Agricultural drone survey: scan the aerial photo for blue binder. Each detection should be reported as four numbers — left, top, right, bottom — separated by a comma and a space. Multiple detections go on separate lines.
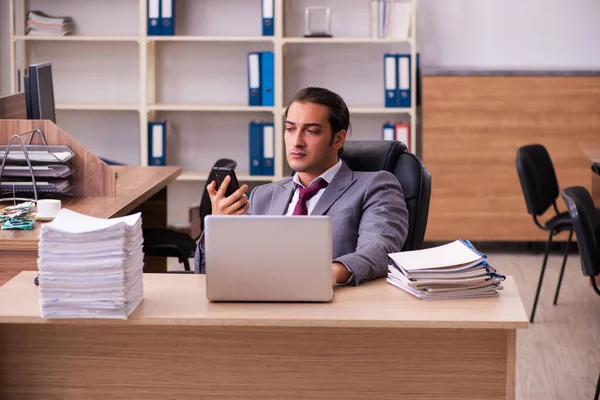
382, 122, 395, 141
262, 122, 275, 175
384, 54, 398, 107
148, 121, 166, 166
260, 51, 274, 107
262, 0, 274, 36
147, 0, 161, 35
397, 54, 411, 107
249, 122, 263, 175
160, 0, 174, 35
248, 53, 262, 106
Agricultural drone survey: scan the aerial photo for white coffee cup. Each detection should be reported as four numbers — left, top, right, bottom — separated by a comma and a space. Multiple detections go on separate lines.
36, 199, 61, 221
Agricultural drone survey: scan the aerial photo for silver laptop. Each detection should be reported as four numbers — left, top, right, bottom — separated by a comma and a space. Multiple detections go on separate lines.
205, 215, 334, 302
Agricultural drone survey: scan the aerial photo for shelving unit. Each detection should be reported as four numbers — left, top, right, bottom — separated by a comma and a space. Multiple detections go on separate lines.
9, 0, 418, 226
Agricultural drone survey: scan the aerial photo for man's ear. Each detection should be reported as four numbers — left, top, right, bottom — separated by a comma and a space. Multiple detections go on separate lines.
334, 129, 346, 150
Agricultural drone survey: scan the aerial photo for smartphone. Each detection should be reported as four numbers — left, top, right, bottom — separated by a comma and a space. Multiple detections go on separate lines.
211, 167, 241, 197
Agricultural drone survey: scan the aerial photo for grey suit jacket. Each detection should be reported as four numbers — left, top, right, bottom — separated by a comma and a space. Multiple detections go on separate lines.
195, 162, 409, 285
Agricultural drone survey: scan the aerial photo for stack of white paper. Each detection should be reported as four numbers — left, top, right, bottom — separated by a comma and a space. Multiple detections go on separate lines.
27, 11, 74, 36
37, 209, 144, 319
387, 240, 505, 300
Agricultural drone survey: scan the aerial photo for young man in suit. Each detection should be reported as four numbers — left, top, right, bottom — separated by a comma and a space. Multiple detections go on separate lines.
195, 87, 409, 286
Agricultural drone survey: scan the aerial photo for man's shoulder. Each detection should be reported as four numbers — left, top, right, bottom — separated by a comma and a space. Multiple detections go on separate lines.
251, 177, 293, 197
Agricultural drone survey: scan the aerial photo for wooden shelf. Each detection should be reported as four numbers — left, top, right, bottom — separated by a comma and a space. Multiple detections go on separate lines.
149, 104, 275, 113
14, 35, 139, 42
177, 171, 277, 182
56, 103, 140, 111
282, 37, 412, 44
147, 35, 273, 43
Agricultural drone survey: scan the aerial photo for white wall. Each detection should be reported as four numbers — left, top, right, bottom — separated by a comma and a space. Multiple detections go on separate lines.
417, 0, 600, 70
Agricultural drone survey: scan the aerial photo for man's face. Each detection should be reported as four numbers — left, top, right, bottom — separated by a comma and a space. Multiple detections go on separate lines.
284, 101, 345, 176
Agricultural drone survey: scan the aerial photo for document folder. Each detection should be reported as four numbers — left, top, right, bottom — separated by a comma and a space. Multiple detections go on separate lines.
384, 54, 398, 107
160, 0, 174, 35
262, 122, 275, 175
382, 122, 395, 141
248, 53, 262, 106
148, 121, 166, 166
262, 0, 274, 36
249, 122, 263, 175
260, 51, 275, 107
147, 0, 161, 35
395, 122, 410, 151
397, 54, 411, 107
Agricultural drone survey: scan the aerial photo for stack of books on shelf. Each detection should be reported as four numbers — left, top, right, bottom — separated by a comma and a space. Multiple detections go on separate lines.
37, 209, 144, 319
387, 239, 506, 300
26, 11, 74, 37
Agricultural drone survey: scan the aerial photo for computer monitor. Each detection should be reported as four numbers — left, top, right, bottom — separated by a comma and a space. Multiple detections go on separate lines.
27, 62, 56, 123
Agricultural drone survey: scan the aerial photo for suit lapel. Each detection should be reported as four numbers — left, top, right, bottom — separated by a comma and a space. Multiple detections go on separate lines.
270, 179, 295, 215
311, 162, 357, 216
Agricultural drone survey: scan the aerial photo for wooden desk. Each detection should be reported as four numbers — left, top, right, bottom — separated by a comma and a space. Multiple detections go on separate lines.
0, 272, 529, 400
580, 145, 600, 205
0, 166, 181, 285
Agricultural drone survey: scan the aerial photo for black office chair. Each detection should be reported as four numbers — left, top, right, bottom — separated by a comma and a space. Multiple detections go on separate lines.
560, 186, 600, 400
142, 158, 237, 271
340, 140, 431, 251
516, 144, 577, 323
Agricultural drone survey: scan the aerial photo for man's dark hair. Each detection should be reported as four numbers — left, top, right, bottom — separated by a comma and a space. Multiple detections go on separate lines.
284, 87, 350, 155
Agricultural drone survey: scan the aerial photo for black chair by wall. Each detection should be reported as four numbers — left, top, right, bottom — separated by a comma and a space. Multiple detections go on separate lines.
516, 144, 576, 323
142, 158, 237, 271
560, 186, 600, 400
340, 140, 431, 251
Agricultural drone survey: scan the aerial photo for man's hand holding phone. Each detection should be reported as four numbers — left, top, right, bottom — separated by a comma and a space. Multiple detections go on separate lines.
207, 174, 250, 215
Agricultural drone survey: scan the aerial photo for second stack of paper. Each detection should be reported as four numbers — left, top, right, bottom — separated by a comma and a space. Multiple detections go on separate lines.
387, 240, 505, 300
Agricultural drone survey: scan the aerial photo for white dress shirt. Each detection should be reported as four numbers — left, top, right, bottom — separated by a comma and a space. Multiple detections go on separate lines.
285, 159, 343, 216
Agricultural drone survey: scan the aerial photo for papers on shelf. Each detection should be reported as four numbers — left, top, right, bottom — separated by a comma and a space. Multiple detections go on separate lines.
27, 11, 74, 36
387, 239, 506, 300
37, 209, 145, 319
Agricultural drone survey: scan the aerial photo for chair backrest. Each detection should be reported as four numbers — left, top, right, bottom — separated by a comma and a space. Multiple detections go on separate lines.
198, 158, 237, 235
561, 186, 600, 278
340, 140, 431, 251
516, 144, 560, 216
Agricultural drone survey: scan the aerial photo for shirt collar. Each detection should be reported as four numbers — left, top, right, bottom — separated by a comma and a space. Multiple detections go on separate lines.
293, 159, 343, 189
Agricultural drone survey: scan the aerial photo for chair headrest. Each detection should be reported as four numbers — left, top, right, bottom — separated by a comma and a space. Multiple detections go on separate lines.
341, 141, 407, 172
